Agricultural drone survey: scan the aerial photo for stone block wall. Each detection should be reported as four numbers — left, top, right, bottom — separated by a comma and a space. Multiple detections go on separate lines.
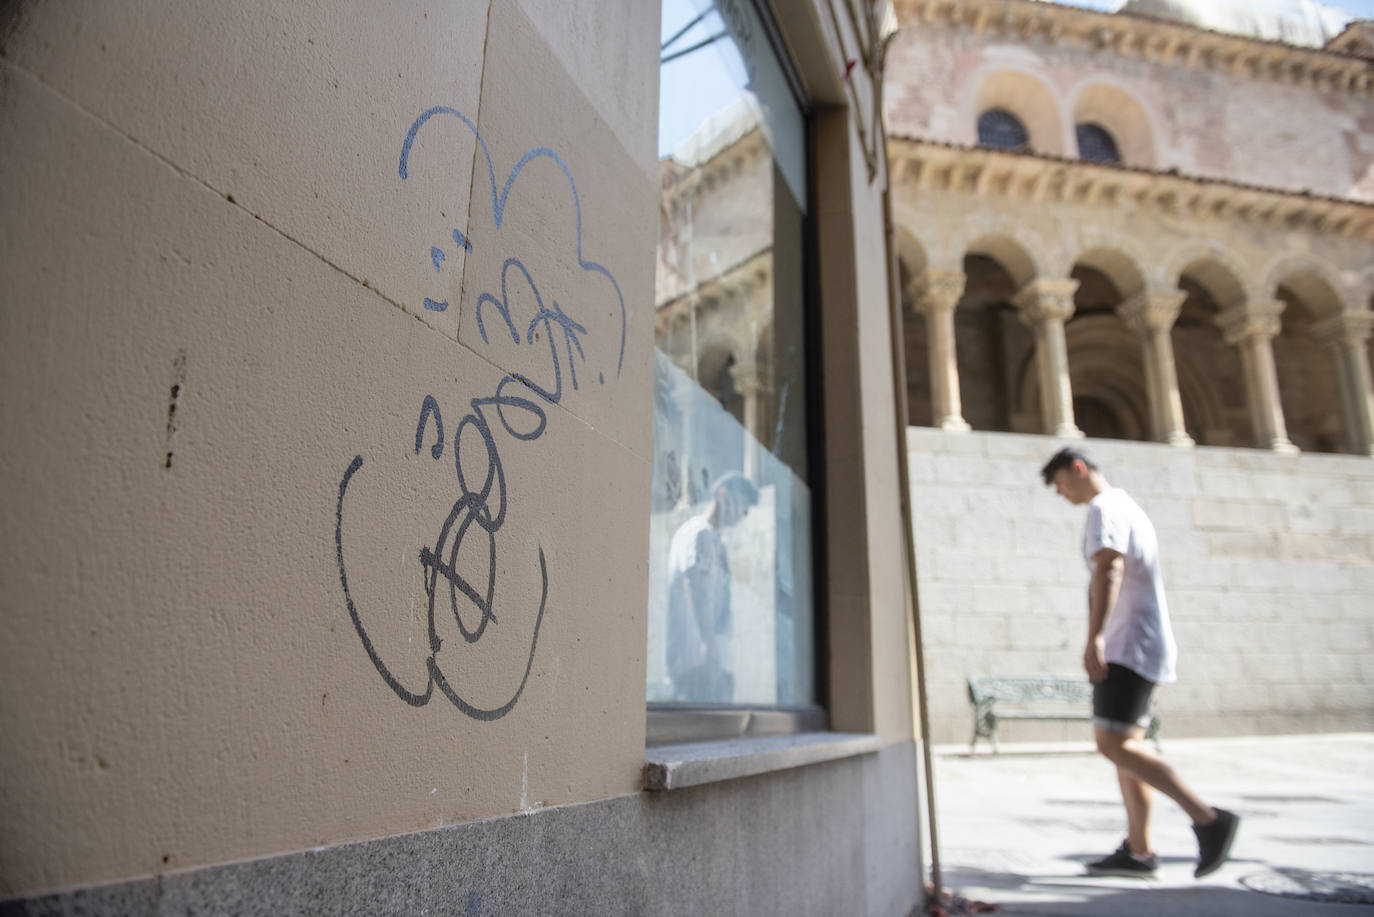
908, 427, 1374, 746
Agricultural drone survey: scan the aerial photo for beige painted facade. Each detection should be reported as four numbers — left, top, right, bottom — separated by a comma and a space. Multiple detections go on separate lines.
1, 0, 920, 908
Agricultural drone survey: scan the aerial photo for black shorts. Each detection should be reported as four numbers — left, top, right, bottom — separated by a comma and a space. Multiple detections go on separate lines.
1092, 663, 1155, 733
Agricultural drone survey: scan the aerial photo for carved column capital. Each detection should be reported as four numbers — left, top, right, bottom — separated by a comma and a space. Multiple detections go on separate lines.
1311, 311, 1374, 348
1216, 300, 1284, 345
910, 268, 967, 316
1013, 278, 1080, 324
728, 359, 766, 397
1118, 290, 1187, 334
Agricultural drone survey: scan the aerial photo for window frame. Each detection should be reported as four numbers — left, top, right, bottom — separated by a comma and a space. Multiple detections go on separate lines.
646, 0, 827, 746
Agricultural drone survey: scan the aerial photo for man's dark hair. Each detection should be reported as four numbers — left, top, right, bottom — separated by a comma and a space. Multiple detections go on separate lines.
711, 471, 759, 506
1040, 447, 1097, 486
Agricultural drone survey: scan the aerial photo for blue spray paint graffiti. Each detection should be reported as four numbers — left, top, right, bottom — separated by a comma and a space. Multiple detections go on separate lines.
333, 107, 624, 718
398, 104, 626, 376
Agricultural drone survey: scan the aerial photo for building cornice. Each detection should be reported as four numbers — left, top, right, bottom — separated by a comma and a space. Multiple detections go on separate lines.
659, 126, 770, 209
888, 135, 1374, 241
655, 245, 774, 319
1326, 21, 1374, 61
894, 0, 1374, 96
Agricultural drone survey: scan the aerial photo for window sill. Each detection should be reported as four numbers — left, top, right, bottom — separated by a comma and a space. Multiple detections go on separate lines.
643, 731, 882, 791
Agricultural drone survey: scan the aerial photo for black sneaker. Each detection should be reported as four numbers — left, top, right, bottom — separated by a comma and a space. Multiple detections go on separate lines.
1193, 807, 1240, 878
1086, 840, 1158, 877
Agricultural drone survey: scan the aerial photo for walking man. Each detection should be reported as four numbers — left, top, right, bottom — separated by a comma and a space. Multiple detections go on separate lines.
1041, 447, 1239, 879
665, 472, 758, 703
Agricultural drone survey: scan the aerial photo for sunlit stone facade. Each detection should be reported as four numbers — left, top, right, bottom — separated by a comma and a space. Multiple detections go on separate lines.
888, 0, 1374, 456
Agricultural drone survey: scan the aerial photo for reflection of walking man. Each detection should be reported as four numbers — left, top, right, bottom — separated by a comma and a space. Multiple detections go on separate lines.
1041, 448, 1239, 879
666, 473, 758, 703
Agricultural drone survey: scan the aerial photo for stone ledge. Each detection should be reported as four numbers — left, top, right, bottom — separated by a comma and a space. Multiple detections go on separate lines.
643, 732, 883, 791
889, 137, 1374, 240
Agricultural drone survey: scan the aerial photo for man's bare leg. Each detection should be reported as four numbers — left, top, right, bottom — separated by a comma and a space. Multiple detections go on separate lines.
1095, 727, 1216, 826
1118, 764, 1154, 855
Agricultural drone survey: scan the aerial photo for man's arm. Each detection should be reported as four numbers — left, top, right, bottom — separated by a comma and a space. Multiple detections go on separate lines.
1085, 547, 1124, 682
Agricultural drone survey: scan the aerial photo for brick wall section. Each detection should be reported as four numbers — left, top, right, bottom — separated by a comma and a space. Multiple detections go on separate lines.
907, 427, 1374, 746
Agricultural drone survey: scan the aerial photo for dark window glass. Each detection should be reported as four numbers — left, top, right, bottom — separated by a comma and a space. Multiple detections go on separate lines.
977, 108, 1029, 151
1076, 122, 1122, 164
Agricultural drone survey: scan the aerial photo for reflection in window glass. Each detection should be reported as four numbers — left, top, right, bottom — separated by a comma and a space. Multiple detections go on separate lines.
977, 108, 1029, 151
648, 0, 814, 708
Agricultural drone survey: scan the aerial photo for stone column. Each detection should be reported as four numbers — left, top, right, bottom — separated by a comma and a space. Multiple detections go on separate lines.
730, 358, 765, 477
911, 268, 970, 431
1118, 291, 1194, 447
1013, 278, 1083, 438
1312, 311, 1374, 457
1216, 301, 1299, 453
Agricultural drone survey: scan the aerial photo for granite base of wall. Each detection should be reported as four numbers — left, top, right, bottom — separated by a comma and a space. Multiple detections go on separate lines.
0, 741, 923, 917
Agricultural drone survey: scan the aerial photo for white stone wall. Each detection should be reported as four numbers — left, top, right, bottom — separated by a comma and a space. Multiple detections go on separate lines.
908, 427, 1374, 745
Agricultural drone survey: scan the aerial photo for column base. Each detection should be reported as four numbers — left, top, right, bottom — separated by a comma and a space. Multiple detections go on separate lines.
1165, 431, 1195, 448
938, 416, 971, 432
1269, 438, 1300, 455
1052, 423, 1085, 439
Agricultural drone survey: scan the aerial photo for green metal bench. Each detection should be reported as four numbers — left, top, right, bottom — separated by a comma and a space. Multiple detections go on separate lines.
966, 674, 1161, 753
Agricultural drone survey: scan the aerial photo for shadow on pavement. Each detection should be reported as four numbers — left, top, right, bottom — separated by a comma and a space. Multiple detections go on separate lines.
941, 865, 1374, 916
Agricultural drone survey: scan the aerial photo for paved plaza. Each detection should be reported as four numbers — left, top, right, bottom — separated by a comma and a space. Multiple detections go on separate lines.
928, 733, 1374, 916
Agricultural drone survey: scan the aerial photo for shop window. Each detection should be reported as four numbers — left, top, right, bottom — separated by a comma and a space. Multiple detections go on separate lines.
976, 108, 1029, 151
1076, 122, 1122, 164
650, 0, 817, 735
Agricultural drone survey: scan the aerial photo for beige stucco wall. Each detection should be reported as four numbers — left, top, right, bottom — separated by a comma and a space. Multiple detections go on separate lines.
0, 0, 658, 896
886, 9, 1374, 202
2, 0, 920, 901
816, 107, 917, 742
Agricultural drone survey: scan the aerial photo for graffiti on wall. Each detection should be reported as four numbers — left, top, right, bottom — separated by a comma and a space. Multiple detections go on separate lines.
334, 106, 625, 718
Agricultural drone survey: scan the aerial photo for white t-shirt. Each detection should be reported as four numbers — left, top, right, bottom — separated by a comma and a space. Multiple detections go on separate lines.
666, 516, 731, 675
1083, 488, 1177, 684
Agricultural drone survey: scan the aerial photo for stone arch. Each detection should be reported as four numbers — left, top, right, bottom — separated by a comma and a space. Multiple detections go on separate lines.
1166, 245, 1255, 447
963, 230, 1045, 290
1355, 265, 1374, 311
1175, 347, 1229, 445
695, 333, 745, 425
1163, 242, 1255, 310
895, 225, 932, 292
1261, 255, 1350, 320
1070, 240, 1150, 302
1061, 314, 1149, 441
970, 67, 1067, 156
1015, 314, 1150, 442
896, 241, 933, 428
750, 318, 789, 457
1264, 257, 1355, 453
955, 223, 1058, 434
1067, 79, 1158, 168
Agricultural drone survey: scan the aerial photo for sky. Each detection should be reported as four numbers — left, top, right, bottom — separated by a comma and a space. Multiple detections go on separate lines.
1060, 0, 1374, 19
659, 0, 746, 157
